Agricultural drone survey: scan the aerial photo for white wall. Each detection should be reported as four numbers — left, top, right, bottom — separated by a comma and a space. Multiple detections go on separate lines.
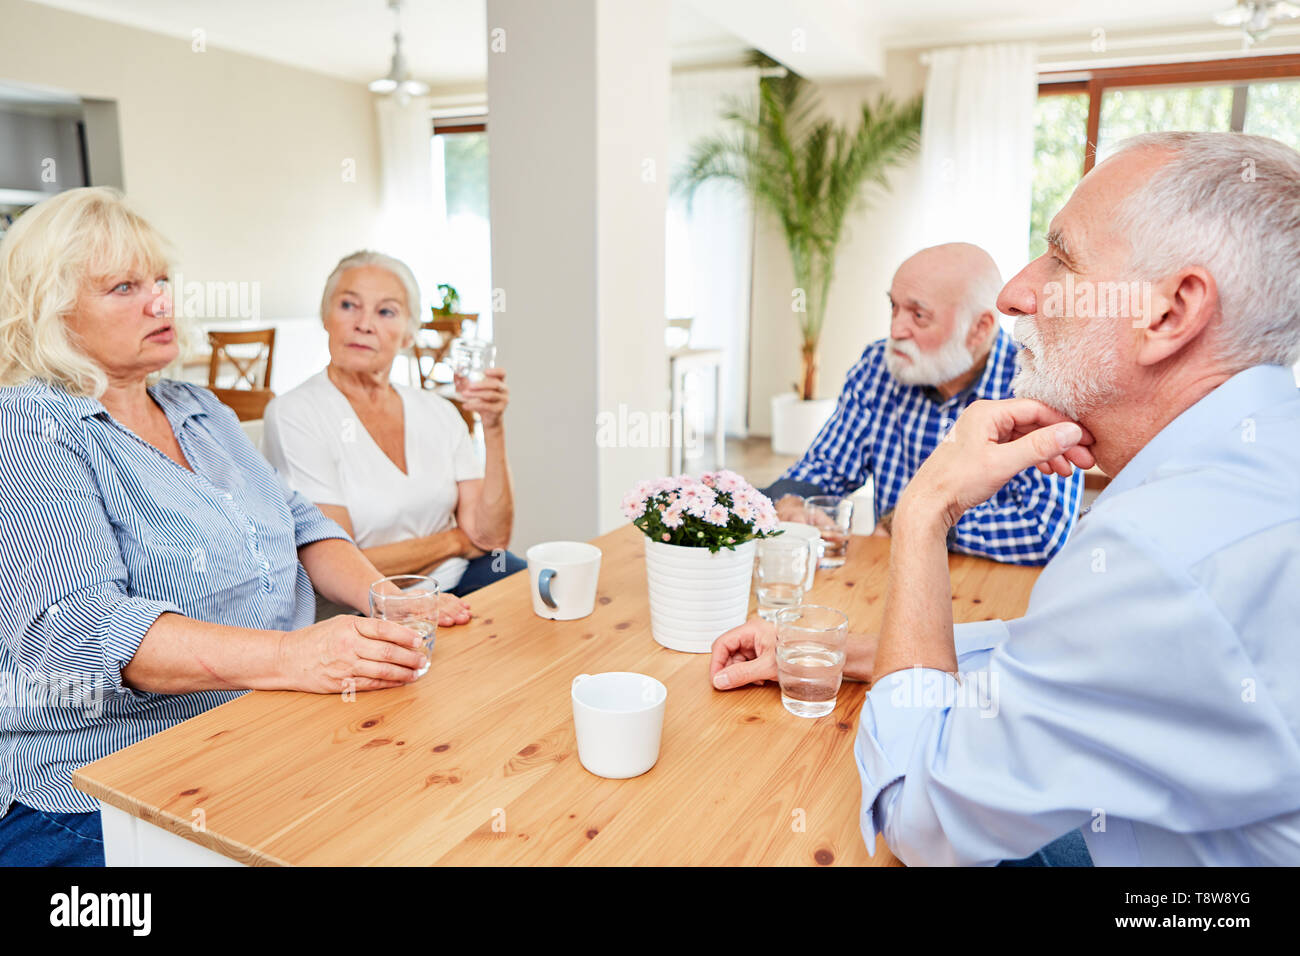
488, 0, 670, 551
748, 50, 927, 435
0, 0, 382, 337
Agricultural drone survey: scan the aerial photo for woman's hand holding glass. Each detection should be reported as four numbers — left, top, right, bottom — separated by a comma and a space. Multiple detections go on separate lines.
276, 614, 431, 692
458, 367, 509, 429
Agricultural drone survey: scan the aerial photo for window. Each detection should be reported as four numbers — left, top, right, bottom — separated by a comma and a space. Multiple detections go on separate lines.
1029, 54, 1300, 259
431, 121, 492, 338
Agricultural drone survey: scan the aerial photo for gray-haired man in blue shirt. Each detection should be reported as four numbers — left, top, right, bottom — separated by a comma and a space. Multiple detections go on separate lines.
714, 131, 1300, 866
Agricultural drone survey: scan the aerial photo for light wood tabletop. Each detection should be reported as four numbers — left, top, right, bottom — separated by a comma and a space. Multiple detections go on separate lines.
73, 524, 1042, 866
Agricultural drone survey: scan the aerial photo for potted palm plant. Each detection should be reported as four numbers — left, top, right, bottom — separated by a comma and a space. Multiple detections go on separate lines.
675, 64, 922, 454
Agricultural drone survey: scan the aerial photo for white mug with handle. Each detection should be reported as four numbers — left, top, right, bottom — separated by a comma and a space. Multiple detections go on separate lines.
525, 541, 602, 620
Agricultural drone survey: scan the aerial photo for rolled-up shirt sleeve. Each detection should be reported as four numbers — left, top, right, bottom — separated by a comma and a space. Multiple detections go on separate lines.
286, 487, 351, 549
852, 517, 1300, 866
0, 398, 183, 698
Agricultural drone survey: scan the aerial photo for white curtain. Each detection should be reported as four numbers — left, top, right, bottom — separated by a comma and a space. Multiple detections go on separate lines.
919, 43, 1038, 284
667, 68, 759, 437
373, 96, 438, 318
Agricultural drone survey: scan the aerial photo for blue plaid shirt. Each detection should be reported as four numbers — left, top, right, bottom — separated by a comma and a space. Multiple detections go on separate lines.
782, 328, 1081, 565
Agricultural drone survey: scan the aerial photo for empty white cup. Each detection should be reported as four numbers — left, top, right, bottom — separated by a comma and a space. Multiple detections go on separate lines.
571, 672, 667, 779
777, 521, 821, 591
526, 541, 602, 620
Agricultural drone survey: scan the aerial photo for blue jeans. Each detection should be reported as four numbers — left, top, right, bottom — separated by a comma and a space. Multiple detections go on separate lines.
998, 827, 1093, 867
0, 801, 105, 867
451, 550, 526, 596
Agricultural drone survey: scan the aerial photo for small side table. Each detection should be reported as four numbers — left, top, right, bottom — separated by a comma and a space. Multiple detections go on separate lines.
668, 347, 725, 475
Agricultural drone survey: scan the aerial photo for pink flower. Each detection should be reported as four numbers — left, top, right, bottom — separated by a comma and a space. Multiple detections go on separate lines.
621, 489, 647, 520
663, 503, 685, 529
661, 532, 671, 541
711, 470, 748, 493
732, 500, 755, 523
705, 504, 729, 526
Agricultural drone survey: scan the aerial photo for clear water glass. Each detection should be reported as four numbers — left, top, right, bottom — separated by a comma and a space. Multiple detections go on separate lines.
755, 536, 811, 621
368, 575, 439, 678
804, 495, 854, 569
775, 605, 848, 718
450, 337, 496, 395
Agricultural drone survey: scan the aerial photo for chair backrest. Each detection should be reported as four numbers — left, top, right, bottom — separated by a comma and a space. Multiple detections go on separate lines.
208, 328, 276, 389
411, 313, 477, 390
210, 387, 275, 422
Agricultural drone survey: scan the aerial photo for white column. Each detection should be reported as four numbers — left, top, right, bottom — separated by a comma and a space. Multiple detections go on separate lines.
488, 0, 670, 550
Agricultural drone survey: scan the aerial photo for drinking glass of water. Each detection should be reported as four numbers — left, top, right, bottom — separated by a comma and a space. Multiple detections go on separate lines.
804, 496, 854, 569
449, 338, 496, 396
369, 575, 440, 678
775, 605, 848, 718
755, 536, 811, 621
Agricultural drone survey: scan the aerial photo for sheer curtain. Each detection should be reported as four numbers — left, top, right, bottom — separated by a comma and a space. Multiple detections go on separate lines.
374, 96, 438, 317
919, 43, 1038, 284
666, 67, 760, 437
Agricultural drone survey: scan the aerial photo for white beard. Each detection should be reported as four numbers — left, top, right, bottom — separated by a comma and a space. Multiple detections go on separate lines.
885, 329, 976, 387
1010, 314, 1119, 419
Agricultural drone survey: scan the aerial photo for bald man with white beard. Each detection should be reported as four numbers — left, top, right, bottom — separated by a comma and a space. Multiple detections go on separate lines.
766, 242, 1082, 565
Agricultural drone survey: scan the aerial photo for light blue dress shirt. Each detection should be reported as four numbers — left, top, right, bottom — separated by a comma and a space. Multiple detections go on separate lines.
854, 364, 1300, 866
0, 380, 349, 815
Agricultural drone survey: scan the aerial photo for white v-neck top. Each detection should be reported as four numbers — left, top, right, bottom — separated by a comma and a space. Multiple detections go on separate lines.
263, 371, 483, 590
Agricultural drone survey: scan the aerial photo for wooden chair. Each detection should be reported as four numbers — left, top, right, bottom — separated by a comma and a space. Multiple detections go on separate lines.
208, 328, 276, 389
412, 313, 478, 432
210, 387, 275, 422
410, 313, 477, 390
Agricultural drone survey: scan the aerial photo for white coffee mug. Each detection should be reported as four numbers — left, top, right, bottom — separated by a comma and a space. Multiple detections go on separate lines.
777, 521, 821, 591
526, 541, 602, 620
571, 672, 667, 779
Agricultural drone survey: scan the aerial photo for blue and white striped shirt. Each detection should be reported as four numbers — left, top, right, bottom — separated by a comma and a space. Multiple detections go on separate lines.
0, 379, 349, 815
782, 329, 1082, 565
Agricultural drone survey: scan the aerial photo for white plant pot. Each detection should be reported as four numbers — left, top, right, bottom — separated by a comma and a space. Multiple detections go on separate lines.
770, 393, 835, 456
644, 537, 756, 653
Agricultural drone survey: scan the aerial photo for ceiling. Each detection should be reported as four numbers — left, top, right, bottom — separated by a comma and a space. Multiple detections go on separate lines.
25, 0, 1260, 87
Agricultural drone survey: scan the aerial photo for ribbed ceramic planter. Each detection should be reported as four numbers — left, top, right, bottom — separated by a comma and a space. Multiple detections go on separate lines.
644, 538, 756, 653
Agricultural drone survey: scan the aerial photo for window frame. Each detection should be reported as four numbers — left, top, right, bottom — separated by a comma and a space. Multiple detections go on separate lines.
433, 119, 486, 136
1038, 52, 1300, 174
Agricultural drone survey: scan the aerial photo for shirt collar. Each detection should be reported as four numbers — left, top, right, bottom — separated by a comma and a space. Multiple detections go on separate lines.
1094, 363, 1298, 507
64, 379, 207, 429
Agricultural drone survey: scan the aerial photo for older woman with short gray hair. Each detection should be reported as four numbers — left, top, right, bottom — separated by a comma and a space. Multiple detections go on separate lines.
264, 250, 522, 598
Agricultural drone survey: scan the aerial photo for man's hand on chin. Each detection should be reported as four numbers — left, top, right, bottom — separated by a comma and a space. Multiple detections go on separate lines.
900, 398, 1096, 530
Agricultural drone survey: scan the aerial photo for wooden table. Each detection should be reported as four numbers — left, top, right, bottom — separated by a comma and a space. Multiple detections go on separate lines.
74, 525, 1042, 866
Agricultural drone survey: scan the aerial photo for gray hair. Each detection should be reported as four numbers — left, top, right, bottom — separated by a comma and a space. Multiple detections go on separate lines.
1112, 131, 1300, 369
320, 250, 422, 338
962, 259, 1003, 328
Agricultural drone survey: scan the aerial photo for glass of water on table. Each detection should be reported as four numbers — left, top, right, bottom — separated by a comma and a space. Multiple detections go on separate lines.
804, 495, 854, 569
369, 575, 440, 678
755, 536, 811, 621
775, 605, 848, 718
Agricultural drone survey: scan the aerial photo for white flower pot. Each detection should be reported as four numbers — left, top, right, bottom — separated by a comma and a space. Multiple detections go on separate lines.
644, 537, 756, 653
770, 393, 835, 456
